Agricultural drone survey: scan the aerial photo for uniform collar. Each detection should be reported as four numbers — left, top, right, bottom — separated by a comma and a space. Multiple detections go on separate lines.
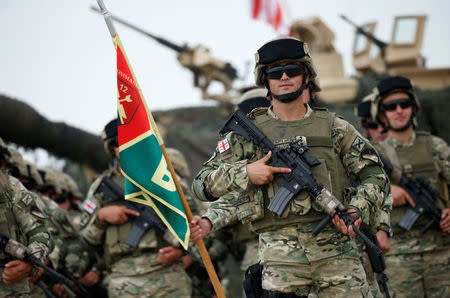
267, 104, 313, 120
386, 131, 416, 148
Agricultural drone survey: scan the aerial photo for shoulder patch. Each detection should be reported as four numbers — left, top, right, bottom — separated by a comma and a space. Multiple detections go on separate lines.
218, 138, 230, 153
351, 136, 366, 152
361, 148, 380, 163
30, 206, 46, 219
82, 199, 97, 214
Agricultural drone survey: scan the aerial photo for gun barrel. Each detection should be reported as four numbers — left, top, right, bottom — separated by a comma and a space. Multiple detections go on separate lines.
91, 6, 186, 52
339, 14, 388, 50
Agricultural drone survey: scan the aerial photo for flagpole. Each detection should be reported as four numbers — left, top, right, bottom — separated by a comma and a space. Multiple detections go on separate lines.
95, 1, 225, 297
161, 146, 226, 298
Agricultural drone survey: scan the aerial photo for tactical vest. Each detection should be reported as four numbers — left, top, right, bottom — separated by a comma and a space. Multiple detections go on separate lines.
377, 131, 445, 234
240, 108, 351, 232
98, 169, 164, 266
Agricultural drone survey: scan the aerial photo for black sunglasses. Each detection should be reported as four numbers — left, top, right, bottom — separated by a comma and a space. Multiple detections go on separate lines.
265, 64, 305, 80
363, 120, 379, 130
381, 98, 413, 111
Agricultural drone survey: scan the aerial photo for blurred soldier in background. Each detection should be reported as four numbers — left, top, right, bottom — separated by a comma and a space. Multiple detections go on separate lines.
80, 119, 192, 297
0, 169, 53, 297
356, 93, 387, 142
372, 76, 450, 297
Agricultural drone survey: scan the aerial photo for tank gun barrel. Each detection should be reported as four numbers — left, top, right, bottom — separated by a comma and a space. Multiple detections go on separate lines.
340, 15, 388, 52
91, 6, 187, 52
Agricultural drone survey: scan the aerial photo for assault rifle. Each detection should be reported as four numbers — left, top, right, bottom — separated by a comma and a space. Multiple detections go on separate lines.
0, 235, 88, 298
220, 110, 381, 255
398, 174, 442, 233
96, 177, 169, 247
362, 230, 390, 298
340, 15, 388, 58
96, 177, 206, 265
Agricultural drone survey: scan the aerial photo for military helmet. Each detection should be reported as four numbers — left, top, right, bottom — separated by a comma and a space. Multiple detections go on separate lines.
24, 161, 44, 186
0, 138, 11, 163
166, 148, 190, 178
38, 167, 66, 195
101, 118, 119, 155
371, 76, 420, 124
61, 172, 82, 198
254, 36, 321, 92
5, 147, 28, 177
236, 88, 270, 114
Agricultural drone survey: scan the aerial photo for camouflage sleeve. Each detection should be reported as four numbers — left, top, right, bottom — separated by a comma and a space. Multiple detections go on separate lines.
373, 194, 393, 233
431, 135, 450, 183
80, 211, 107, 246
10, 178, 53, 262
202, 192, 240, 232
192, 132, 256, 201
332, 117, 390, 228
79, 177, 107, 246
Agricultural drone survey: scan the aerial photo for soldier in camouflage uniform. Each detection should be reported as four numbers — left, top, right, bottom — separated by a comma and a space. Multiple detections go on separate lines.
0, 170, 53, 297
356, 93, 387, 143
190, 37, 390, 297
370, 76, 450, 297
80, 119, 191, 297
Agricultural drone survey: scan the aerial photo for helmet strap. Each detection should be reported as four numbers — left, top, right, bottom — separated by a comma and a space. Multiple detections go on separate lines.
268, 67, 310, 103
382, 111, 415, 132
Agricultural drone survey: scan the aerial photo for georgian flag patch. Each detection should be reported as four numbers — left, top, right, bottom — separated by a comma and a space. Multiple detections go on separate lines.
218, 139, 230, 153
83, 199, 97, 214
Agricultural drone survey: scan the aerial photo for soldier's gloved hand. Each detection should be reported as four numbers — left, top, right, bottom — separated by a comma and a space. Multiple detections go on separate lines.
189, 216, 212, 242
157, 246, 185, 264
376, 230, 390, 254
391, 185, 415, 207
332, 209, 362, 237
246, 151, 291, 185
2, 260, 33, 284
97, 205, 140, 224
440, 208, 450, 233
79, 271, 100, 287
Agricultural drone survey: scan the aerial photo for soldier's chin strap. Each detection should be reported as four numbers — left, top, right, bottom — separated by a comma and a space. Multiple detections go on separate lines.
266, 68, 311, 103
382, 111, 415, 133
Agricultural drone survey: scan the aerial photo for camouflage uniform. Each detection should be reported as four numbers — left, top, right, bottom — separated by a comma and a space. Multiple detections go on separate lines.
0, 171, 52, 297
34, 194, 94, 278
194, 105, 389, 296
374, 132, 450, 298
80, 166, 191, 298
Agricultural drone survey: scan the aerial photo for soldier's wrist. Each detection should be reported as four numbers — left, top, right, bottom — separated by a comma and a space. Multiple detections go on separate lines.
377, 224, 393, 237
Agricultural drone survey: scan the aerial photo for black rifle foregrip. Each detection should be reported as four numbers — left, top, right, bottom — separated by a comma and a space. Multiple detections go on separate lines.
312, 215, 332, 236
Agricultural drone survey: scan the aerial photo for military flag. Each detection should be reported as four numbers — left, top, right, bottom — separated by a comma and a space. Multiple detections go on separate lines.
251, 0, 290, 34
94, 4, 189, 249
114, 32, 190, 250
95, 1, 225, 296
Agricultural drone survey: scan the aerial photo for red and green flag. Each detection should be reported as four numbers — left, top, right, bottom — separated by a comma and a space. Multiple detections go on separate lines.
113, 35, 189, 249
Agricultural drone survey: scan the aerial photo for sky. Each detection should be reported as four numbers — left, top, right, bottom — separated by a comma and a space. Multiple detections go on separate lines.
1, 0, 450, 137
